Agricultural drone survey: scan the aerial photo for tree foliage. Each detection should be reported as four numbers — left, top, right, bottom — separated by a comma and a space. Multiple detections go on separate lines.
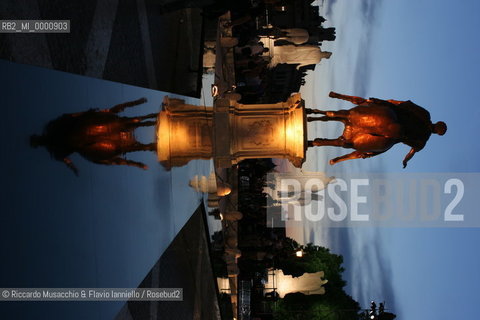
273, 238, 362, 319
274, 238, 344, 284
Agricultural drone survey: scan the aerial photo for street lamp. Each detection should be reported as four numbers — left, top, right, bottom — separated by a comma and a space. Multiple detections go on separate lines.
368, 301, 377, 319
366, 301, 393, 320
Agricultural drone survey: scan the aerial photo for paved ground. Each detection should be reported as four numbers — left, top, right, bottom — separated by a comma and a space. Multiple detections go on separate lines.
0, 3, 224, 318
0, 60, 213, 319
115, 204, 221, 320
0, 0, 203, 97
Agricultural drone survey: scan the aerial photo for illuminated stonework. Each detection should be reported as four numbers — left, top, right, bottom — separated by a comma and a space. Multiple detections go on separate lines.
157, 93, 307, 169
214, 93, 307, 168
157, 97, 213, 169
264, 270, 328, 298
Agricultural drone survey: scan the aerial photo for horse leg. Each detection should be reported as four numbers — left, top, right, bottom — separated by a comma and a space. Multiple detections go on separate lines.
138, 113, 158, 119
329, 91, 367, 105
308, 137, 353, 148
126, 142, 157, 152
329, 151, 365, 165
307, 116, 345, 122
305, 108, 326, 115
305, 108, 350, 119
131, 120, 157, 128
306, 107, 349, 118
95, 157, 148, 169
105, 98, 148, 114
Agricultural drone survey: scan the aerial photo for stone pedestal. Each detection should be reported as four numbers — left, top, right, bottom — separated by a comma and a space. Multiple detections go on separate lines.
214, 92, 307, 168
156, 93, 307, 169
157, 97, 213, 169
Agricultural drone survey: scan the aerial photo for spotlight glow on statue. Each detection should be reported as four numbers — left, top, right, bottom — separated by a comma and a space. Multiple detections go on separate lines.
157, 94, 307, 170
307, 92, 447, 168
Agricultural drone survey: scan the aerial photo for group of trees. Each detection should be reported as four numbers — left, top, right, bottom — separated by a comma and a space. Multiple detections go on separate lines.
272, 238, 396, 319
235, 159, 396, 319
272, 238, 361, 319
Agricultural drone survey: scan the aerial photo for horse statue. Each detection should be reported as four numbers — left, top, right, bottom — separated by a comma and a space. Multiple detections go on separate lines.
307, 92, 447, 167
30, 98, 158, 175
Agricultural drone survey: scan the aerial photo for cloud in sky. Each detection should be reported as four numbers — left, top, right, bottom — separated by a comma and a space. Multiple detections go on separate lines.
333, 228, 396, 310
307, 215, 396, 311
319, 0, 385, 97
325, 0, 337, 18
304, 0, 396, 311
353, 0, 384, 96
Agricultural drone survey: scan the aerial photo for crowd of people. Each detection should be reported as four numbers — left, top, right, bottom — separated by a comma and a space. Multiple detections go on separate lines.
228, 3, 334, 103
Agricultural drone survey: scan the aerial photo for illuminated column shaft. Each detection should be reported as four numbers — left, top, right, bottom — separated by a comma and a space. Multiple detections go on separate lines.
214, 93, 307, 168
157, 93, 307, 169
157, 97, 213, 169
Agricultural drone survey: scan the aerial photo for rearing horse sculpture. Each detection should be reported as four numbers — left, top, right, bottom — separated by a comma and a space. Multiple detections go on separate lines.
307, 92, 447, 167
30, 98, 158, 175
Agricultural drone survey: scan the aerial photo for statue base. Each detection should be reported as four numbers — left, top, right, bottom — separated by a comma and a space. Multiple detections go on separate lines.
156, 94, 307, 169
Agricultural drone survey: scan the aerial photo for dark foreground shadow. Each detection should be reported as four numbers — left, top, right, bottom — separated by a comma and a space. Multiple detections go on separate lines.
115, 204, 221, 320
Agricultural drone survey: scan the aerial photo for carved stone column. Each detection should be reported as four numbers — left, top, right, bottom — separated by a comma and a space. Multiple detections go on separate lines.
156, 93, 307, 169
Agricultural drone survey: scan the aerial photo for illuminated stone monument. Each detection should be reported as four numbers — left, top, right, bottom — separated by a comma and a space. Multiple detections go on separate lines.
157, 97, 213, 169
157, 93, 307, 169
264, 270, 328, 298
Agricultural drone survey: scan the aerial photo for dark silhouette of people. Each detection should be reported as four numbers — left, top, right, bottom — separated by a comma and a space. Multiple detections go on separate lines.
30, 98, 158, 175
